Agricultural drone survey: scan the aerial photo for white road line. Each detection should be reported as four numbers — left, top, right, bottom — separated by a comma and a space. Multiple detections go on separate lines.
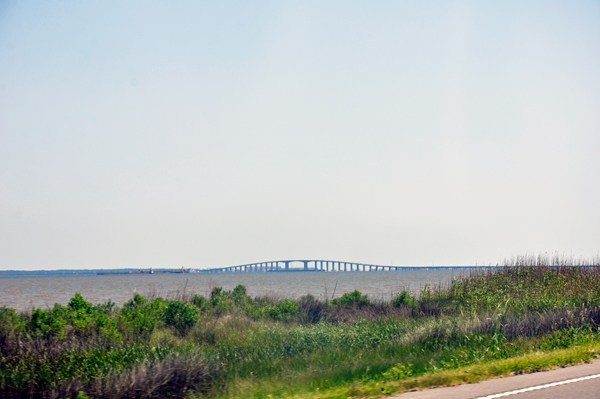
477, 373, 600, 398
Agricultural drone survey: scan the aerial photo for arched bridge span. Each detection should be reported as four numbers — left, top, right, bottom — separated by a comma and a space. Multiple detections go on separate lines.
194, 260, 486, 273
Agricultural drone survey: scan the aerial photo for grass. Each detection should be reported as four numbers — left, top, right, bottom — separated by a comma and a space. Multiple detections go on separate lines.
1, 253, 600, 398
310, 344, 600, 399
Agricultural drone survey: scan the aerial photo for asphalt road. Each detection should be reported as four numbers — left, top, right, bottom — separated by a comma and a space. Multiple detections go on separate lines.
391, 359, 600, 399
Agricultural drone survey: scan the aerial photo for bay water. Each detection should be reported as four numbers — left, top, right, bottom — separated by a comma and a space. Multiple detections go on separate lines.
0, 269, 466, 312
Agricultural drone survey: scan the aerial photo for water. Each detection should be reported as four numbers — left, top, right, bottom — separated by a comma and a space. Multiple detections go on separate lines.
0, 270, 465, 312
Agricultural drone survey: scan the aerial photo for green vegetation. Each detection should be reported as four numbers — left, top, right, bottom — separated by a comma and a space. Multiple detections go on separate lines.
2, 255, 600, 398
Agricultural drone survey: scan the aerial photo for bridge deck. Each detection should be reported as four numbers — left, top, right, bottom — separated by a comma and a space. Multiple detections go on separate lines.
193, 260, 496, 273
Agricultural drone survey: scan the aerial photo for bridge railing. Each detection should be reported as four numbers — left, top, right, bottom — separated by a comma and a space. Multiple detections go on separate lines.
193, 260, 495, 273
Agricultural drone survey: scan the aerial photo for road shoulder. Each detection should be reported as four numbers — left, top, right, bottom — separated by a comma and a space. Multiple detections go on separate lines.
391, 358, 600, 399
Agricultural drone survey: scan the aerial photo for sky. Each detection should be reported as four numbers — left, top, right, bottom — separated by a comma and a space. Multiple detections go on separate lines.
0, 1, 599, 270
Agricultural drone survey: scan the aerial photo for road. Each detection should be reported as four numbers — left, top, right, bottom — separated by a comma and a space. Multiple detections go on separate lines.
392, 359, 600, 398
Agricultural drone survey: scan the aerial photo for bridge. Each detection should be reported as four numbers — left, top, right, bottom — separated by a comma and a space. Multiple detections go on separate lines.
194, 260, 492, 273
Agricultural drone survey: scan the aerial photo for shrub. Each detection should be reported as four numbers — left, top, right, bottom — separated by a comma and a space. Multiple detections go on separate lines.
0, 307, 25, 335
210, 287, 225, 300
211, 296, 234, 315
232, 284, 247, 298
163, 300, 201, 333
29, 307, 67, 339
191, 294, 208, 309
95, 299, 116, 314
392, 291, 417, 308
125, 293, 148, 308
300, 294, 317, 303
260, 299, 299, 322
298, 295, 325, 324
68, 293, 94, 314
120, 297, 166, 339
332, 290, 369, 307
276, 299, 299, 318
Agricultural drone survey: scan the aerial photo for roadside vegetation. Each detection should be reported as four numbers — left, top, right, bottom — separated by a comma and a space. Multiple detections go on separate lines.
2, 254, 600, 398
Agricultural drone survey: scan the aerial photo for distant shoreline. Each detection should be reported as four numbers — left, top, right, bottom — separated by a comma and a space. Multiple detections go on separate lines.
0, 265, 503, 277
0, 269, 187, 277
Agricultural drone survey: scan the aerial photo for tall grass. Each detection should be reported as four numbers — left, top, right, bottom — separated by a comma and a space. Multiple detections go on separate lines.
2, 254, 600, 398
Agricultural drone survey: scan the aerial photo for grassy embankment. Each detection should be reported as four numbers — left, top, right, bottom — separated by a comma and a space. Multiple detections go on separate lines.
2, 254, 600, 398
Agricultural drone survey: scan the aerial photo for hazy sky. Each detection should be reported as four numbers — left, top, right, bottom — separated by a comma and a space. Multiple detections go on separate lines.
1, 1, 599, 270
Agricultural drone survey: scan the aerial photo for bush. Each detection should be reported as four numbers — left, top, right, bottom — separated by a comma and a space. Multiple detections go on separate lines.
120, 297, 166, 339
68, 293, 94, 314
163, 300, 201, 333
392, 291, 417, 308
300, 294, 317, 303
332, 290, 369, 307
0, 307, 24, 335
210, 287, 225, 300
232, 284, 247, 299
125, 293, 148, 308
298, 295, 325, 324
29, 307, 67, 339
191, 294, 208, 309
261, 299, 299, 322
